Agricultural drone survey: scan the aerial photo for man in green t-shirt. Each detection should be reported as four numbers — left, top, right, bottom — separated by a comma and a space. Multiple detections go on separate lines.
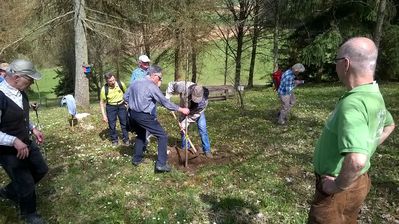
99, 72, 128, 146
308, 37, 395, 223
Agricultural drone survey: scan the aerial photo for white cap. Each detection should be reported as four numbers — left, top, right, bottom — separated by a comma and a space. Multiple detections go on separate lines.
138, 55, 151, 63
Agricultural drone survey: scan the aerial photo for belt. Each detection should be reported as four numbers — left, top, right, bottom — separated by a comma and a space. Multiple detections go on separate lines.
107, 101, 124, 106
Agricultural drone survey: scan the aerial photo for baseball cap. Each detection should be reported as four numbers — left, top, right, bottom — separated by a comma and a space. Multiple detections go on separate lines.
0, 63, 9, 71
8, 59, 42, 80
138, 55, 151, 63
191, 85, 204, 103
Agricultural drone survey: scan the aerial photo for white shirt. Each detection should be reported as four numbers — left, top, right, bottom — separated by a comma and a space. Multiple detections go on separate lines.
0, 80, 34, 146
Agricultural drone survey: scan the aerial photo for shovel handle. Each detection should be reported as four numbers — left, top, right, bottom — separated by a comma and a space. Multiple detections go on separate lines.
171, 112, 198, 154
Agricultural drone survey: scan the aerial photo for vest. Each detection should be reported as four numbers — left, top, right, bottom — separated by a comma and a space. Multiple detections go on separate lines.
0, 91, 30, 154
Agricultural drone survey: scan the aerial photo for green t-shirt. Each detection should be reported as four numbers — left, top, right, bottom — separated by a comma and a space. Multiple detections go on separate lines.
313, 83, 394, 176
100, 81, 126, 105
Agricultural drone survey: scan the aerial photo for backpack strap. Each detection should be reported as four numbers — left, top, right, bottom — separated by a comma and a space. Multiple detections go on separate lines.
104, 80, 124, 103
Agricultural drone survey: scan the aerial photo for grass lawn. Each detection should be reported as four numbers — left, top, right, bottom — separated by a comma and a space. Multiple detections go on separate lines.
1, 83, 398, 223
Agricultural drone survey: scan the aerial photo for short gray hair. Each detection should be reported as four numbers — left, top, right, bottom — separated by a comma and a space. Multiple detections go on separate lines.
147, 65, 162, 75
338, 37, 378, 73
292, 63, 305, 73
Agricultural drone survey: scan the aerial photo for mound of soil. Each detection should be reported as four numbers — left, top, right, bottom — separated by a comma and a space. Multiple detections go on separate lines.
167, 145, 232, 173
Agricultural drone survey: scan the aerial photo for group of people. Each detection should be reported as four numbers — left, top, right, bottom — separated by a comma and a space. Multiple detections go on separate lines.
98, 55, 213, 172
274, 37, 395, 223
0, 37, 396, 223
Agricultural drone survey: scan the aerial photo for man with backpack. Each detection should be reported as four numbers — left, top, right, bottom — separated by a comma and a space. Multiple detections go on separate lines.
99, 72, 129, 146
277, 63, 305, 125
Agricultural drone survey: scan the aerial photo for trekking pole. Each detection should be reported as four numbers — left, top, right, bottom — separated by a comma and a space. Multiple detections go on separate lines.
32, 82, 46, 159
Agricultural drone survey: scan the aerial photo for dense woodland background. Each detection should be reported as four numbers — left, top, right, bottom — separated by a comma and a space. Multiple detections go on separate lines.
0, 0, 398, 106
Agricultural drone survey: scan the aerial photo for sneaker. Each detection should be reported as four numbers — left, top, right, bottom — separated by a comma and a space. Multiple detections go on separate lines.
23, 213, 45, 224
123, 140, 130, 146
155, 163, 171, 173
112, 141, 118, 146
204, 152, 213, 158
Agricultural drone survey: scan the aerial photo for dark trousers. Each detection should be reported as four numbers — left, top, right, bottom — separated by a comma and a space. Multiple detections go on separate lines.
106, 103, 128, 143
308, 173, 371, 224
0, 142, 48, 215
129, 110, 168, 166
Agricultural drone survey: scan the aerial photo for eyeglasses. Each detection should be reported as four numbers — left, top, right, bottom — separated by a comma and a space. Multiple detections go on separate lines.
157, 75, 162, 81
20, 75, 34, 84
334, 57, 346, 64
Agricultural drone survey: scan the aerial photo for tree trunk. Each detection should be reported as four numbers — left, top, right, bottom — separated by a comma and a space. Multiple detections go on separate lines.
74, 0, 89, 108
224, 30, 230, 86
272, 0, 280, 73
374, 0, 386, 49
247, 0, 260, 88
174, 33, 182, 81
191, 48, 197, 83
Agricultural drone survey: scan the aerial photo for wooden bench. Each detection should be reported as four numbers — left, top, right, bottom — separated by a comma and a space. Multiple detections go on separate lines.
205, 85, 235, 101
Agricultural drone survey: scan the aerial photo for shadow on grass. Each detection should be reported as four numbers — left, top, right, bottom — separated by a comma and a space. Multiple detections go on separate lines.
200, 194, 262, 224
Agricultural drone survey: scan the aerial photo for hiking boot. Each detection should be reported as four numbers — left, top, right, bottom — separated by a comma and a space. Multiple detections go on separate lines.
132, 158, 144, 166
123, 140, 130, 146
23, 213, 45, 224
155, 163, 171, 173
204, 152, 213, 158
0, 187, 17, 203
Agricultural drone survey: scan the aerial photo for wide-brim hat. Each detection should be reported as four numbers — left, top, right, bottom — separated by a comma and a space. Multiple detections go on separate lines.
8, 59, 42, 80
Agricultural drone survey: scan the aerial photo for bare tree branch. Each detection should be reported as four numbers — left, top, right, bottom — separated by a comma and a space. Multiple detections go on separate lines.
0, 10, 74, 55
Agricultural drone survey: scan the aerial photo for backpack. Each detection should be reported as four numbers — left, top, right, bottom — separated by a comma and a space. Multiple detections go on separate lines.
272, 69, 283, 91
104, 79, 125, 102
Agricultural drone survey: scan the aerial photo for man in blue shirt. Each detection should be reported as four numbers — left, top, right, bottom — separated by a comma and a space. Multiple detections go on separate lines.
124, 65, 190, 173
129, 55, 151, 85
277, 63, 305, 125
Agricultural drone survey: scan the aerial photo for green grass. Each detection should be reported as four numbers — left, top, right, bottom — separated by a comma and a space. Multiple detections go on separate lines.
1, 83, 398, 223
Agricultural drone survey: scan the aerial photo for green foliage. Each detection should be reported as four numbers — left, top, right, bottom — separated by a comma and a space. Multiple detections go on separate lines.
300, 28, 342, 67
379, 24, 399, 80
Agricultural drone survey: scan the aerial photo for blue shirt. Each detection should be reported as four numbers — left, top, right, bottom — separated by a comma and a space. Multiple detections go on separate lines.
129, 67, 148, 85
277, 69, 296, 95
124, 77, 179, 114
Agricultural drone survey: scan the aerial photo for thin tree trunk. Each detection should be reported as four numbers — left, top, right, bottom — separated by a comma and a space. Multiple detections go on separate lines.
191, 49, 197, 83
235, 25, 244, 88
74, 0, 89, 108
374, 0, 386, 49
247, 0, 260, 88
272, 0, 280, 73
224, 30, 229, 86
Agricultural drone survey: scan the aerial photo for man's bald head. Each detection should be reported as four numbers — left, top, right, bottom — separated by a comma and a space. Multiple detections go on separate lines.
337, 37, 378, 75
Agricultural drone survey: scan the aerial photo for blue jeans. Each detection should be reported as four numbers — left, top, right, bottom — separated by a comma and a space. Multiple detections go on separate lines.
181, 112, 211, 153
0, 142, 48, 215
106, 104, 128, 143
130, 110, 168, 166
